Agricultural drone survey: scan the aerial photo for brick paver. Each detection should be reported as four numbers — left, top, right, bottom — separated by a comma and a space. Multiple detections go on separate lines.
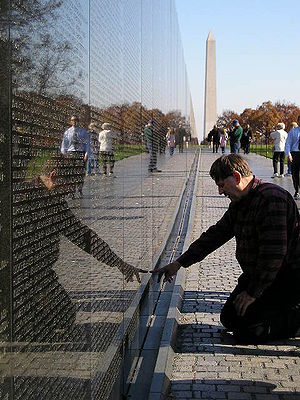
169, 149, 300, 400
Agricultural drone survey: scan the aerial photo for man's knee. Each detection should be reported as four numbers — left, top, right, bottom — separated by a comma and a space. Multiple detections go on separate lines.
220, 302, 237, 331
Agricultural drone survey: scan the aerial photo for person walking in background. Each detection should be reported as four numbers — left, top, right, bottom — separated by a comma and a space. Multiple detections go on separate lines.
229, 119, 243, 154
144, 120, 161, 172
207, 130, 213, 149
209, 125, 221, 153
166, 127, 176, 156
98, 122, 119, 177
285, 122, 298, 177
241, 124, 252, 154
285, 115, 300, 199
61, 114, 90, 197
176, 123, 185, 153
152, 154, 300, 344
87, 122, 100, 175
219, 128, 228, 154
270, 122, 288, 178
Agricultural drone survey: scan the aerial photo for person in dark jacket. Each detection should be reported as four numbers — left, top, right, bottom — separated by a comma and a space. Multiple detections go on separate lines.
241, 124, 252, 154
176, 123, 186, 153
209, 125, 221, 153
229, 120, 243, 154
152, 154, 300, 343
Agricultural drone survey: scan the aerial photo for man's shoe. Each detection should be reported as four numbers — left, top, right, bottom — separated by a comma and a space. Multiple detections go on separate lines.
279, 174, 284, 178
152, 168, 162, 172
294, 192, 300, 199
271, 173, 279, 178
285, 173, 292, 177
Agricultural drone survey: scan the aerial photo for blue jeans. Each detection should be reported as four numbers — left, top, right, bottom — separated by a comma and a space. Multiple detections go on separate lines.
231, 141, 240, 154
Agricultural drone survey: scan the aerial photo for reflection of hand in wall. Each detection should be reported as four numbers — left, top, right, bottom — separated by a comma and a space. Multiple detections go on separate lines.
117, 262, 143, 283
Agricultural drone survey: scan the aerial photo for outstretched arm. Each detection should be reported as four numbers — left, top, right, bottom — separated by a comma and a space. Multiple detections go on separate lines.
151, 208, 235, 283
62, 202, 142, 282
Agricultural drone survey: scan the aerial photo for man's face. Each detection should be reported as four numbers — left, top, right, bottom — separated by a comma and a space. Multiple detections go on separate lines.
215, 175, 241, 202
71, 117, 78, 127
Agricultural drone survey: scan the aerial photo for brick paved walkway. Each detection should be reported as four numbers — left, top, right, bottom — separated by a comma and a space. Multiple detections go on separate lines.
169, 149, 300, 400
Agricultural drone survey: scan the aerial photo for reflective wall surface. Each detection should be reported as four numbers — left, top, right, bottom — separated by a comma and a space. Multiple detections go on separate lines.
0, 1, 195, 398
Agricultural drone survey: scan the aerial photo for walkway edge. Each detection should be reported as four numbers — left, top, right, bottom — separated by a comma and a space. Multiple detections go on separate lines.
148, 150, 202, 400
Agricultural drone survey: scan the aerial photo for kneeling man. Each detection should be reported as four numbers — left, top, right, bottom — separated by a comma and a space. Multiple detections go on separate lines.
152, 154, 300, 343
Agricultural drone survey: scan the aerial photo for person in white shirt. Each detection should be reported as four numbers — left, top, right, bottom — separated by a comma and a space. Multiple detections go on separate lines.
98, 123, 119, 176
270, 122, 288, 178
61, 115, 90, 196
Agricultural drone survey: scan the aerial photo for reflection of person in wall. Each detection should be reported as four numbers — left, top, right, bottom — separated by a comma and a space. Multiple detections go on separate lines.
13, 155, 141, 343
61, 115, 90, 197
98, 122, 119, 176
166, 127, 176, 156
152, 155, 300, 344
144, 120, 161, 172
87, 122, 100, 175
176, 123, 186, 153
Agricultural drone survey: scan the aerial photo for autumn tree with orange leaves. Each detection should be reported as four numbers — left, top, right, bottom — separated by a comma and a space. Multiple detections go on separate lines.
217, 101, 300, 142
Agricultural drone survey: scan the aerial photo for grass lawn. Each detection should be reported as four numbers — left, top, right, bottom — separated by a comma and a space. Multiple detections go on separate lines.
250, 144, 273, 160
114, 144, 145, 161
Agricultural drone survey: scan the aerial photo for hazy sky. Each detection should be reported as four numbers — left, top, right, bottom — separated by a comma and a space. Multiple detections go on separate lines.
175, 0, 300, 138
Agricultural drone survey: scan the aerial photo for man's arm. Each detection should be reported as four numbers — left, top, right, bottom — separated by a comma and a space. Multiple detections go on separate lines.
83, 129, 90, 161
152, 208, 235, 282
284, 131, 292, 159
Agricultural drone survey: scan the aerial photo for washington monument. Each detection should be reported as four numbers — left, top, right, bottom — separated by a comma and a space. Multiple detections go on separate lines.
203, 31, 217, 139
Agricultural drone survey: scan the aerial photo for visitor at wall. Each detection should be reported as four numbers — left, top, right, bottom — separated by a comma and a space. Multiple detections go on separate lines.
285, 122, 298, 177
166, 127, 176, 156
270, 122, 288, 178
219, 128, 228, 154
144, 120, 161, 172
98, 122, 119, 177
285, 115, 300, 199
229, 119, 243, 154
208, 124, 221, 153
61, 115, 90, 197
152, 154, 300, 344
241, 124, 252, 154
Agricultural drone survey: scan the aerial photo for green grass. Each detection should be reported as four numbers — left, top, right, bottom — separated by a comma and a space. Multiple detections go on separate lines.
250, 144, 288, 164
113, 144, 146, 161
250, 144, 273, 159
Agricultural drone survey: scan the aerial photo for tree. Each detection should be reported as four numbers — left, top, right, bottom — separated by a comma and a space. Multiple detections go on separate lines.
217, 101, 300, 141
216, 110, 239, 130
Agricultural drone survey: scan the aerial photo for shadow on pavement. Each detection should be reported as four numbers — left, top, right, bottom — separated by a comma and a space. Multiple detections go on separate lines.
168, 379, 300, 399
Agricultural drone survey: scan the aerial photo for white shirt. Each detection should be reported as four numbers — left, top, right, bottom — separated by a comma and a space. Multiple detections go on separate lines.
270, 129, 288, 152
98, 129, 118, 152
61, 126, 90, 157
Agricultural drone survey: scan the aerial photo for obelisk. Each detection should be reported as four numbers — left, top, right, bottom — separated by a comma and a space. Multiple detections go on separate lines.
203, 31, 217, 139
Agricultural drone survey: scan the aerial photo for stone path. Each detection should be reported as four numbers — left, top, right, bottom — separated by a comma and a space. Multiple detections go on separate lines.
169, 149, 300, 400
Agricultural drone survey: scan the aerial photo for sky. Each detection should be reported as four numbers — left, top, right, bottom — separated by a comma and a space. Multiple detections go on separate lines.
175, 0, 300, 139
